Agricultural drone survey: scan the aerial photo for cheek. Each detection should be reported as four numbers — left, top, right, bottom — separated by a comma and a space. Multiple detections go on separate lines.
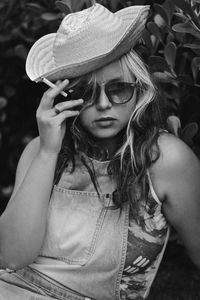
79, 109, 92, 129
121, 101, 136, 123
119, 111, 132, 128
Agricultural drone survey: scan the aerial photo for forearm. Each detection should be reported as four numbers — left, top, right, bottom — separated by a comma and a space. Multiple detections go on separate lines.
0, 150, 58, 269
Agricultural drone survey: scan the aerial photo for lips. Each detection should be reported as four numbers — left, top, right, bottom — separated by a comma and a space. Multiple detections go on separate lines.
95, 117, 116, 122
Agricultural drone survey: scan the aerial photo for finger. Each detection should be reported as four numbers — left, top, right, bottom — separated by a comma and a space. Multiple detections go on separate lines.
39, 79, 69, 111
46, 79, 69, 99
54, 99, 84, 112
54, 110, 80, 123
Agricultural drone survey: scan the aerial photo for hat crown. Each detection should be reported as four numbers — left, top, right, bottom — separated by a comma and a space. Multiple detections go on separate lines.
25, 4, 150, 82
53, 4, 124, 66
54, 4, 121, 47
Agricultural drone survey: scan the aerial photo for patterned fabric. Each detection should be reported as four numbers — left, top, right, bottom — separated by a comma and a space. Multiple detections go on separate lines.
120, 185, 169, 299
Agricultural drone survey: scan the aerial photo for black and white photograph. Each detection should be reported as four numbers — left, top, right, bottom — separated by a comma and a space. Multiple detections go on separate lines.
0, 0, 200, 299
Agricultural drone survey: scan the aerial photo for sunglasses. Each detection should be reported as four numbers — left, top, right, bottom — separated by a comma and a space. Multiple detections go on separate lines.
67, 81, 138, 105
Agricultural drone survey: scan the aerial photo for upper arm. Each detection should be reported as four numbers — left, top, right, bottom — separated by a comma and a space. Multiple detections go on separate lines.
150, 133, 200, 268
9, 136, 40, 204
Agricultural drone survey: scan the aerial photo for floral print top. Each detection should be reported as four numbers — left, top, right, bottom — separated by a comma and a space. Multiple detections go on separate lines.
120, 171, 169, 299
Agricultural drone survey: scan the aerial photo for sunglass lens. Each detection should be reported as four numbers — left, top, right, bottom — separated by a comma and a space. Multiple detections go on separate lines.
108, 82, 134, 104
70, 85, 94, 103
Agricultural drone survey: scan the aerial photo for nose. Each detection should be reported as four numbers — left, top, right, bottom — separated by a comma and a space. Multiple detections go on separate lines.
95, 85, 112, 110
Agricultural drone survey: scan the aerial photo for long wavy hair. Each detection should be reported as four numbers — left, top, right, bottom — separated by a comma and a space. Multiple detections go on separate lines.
53, 48, 166, 218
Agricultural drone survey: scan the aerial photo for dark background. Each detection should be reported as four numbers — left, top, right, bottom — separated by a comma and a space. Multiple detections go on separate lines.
0, 0, 200, 298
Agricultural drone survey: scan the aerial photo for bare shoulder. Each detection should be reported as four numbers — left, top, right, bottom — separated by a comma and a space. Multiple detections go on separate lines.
157, 132, 199, 172
151, 133, 200, 268
149, 132, 200, 201
10, 136, 41, 199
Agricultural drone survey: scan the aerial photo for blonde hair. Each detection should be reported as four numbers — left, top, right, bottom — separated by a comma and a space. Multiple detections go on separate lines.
55, 48, 163, 214
117, 49, 157, 171
68, 48, 157, 167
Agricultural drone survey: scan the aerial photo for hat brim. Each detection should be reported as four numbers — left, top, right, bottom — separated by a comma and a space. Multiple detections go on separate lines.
26, 5, 150, 82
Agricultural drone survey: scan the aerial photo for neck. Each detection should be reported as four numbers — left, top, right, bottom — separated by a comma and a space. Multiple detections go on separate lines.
87, 132, 125, 161
95, 138, 118, 158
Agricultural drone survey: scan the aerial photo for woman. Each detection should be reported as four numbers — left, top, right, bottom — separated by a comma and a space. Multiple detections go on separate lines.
0, 3, 200, 300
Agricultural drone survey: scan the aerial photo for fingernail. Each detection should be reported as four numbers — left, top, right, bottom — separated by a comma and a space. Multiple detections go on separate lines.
63, 79, 69, 84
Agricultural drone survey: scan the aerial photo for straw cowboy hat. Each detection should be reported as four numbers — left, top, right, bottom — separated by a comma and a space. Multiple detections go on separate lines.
26, 3, 150, 82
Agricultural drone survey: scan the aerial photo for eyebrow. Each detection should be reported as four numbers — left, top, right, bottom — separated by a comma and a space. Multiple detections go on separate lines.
95, 76, 125, 85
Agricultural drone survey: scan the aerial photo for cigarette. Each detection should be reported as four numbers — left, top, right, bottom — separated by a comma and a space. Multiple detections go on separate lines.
41, 78, 68, 97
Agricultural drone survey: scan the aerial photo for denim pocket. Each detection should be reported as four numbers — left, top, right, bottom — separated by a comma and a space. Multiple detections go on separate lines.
40, 186, 109, 265
0, 270, 47, 297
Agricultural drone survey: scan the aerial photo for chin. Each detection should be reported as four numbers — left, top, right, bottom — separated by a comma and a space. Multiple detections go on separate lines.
90, 128, 120, 139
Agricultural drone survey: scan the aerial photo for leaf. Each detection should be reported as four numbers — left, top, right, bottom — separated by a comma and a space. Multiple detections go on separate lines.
184, 43, 200, 49
177, 74, 193, 85
108, 0, 120, 12
154, 4, 169, 25
181, 122, 199, 145
5, 0, 16, 18
0, 97, 7, 109
55, 0, 72, 14
167, 115, 181, 136
191, 57, 200, 81
71, 0, 93, 12
141, 28, 153, 52
166, 32, 174, 44
129, 0, 146, 4
164, 42, 176, 70
154, 14, 166, 30
1, 186, 13, 197
22, 135, 33, 146
163, 0, 175, 24
0, 112, 6, 123
41, 13, 60, 21
162, 87, 180, 104
26, 3, 44, 11
4, 85, 16, 98
173, 0, 200, 29
173, 12, 188, 22
172, 22, 200, 38
147, 22, 163, 43
14, 45, 28, 60
0, 34, 11, 42
172, 23, 193, 33
149, 56, 172, 73
153, 71, 177, 84
0, 3, 6, 9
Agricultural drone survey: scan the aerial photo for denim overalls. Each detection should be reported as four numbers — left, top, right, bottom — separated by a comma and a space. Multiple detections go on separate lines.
0, 154, 169, 300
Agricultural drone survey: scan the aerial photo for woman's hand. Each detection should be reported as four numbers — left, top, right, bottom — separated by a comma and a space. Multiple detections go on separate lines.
36, 79, 83, 155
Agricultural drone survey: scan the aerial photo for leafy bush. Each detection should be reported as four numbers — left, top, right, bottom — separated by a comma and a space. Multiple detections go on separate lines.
0, 0, 200, 213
